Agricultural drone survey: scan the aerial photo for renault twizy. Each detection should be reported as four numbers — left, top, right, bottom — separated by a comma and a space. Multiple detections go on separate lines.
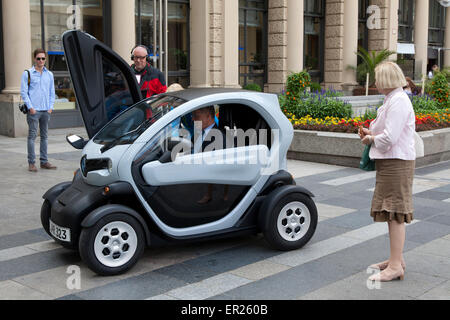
41, 31, 318, 275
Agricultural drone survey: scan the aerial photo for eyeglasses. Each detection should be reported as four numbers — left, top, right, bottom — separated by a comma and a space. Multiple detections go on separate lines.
133, 56, 147, 60
36, 57, 46, 61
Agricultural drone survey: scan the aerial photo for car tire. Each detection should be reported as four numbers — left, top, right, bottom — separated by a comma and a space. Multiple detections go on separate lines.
263, 193, 317, 251
79, 213, 145, 276
40, 200, 51, 237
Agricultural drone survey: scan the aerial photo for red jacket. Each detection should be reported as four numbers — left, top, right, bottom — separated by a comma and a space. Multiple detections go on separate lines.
133, 63, 167, 98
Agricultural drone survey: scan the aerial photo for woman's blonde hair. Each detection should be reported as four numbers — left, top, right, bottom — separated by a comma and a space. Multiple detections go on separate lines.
375, 61, 407, 89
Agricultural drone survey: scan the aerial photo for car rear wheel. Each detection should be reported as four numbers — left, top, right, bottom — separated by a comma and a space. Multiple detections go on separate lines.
79, 213, 145, 276
263, 193, 317, 251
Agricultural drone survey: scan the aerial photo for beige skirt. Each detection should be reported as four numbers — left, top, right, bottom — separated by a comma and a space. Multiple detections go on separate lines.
370, 159, 415, 224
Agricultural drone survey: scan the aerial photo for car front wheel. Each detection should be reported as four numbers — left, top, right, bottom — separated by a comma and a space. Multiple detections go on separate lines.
263, 193, 317, 251
79, 213, 145, 276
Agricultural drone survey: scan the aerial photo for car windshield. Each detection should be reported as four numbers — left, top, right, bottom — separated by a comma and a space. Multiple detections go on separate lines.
93, 95, 186, 148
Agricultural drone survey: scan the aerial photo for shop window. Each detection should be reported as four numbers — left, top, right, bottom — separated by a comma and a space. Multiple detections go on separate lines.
135, 0, 190, 88
304, 0, 324, 83
428, 0, 446, 46
428, 0, 446, 70
29, 0, 105, 111
398, 0, 414, 43
358, 0, 369, 52
397, 0, 415, 79
239, 0, 268, 90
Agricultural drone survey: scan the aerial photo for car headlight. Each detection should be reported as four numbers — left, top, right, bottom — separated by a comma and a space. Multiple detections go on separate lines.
80, 156, 112, 177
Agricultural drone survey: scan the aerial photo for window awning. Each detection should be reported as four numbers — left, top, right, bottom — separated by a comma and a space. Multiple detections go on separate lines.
397, 43, 415, 55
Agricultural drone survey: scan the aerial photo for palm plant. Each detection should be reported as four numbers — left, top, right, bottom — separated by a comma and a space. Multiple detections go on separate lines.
348, 46, 396, 86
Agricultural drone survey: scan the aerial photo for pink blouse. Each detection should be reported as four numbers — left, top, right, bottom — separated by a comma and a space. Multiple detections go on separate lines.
369, 87, 416, 160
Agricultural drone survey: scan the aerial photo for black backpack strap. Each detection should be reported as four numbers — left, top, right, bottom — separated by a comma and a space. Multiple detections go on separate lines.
25, 70, 31, 87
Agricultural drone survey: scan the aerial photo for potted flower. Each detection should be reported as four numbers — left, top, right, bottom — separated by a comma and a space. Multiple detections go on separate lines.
348, 46, 396, 96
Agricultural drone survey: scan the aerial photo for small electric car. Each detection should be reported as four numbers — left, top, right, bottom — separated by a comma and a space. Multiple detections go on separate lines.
41, 30, 318, 276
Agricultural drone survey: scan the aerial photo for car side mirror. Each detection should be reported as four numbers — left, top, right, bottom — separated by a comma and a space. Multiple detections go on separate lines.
66, 134, 87, 150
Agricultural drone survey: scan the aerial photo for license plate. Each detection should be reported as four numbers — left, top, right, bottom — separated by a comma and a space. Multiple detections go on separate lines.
49, 220, 71, 242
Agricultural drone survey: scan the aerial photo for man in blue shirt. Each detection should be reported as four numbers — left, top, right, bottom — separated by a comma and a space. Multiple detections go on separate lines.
20, 49, 57, 172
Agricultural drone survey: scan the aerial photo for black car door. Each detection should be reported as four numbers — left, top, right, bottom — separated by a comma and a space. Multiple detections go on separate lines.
62, 30, 142, 138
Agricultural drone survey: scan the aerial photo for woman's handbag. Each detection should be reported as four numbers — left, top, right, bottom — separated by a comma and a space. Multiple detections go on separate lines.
414, 131, 424, 158
359, 145, 375, 171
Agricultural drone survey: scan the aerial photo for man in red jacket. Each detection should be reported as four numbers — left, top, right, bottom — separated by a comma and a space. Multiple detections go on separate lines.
131, 45, 167, 98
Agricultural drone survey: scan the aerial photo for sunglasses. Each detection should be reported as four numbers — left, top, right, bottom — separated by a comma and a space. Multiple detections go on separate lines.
36, 57, 46, 61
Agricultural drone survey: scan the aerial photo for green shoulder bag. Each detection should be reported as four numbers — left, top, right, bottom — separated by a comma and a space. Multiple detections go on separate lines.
359, 145, 375, 171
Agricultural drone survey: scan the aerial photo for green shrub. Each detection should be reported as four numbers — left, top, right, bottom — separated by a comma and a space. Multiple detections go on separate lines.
284, 94, 352, 119
362, 106, 379, 121
280, 71, 350, 120
428, 73, 450, 109
440, 67, 450, 83
410, 94, 439, 113
309, 82, 322, 93
243, 83, 262, 92
286, 71, 311, 98
323, 89, 344, 98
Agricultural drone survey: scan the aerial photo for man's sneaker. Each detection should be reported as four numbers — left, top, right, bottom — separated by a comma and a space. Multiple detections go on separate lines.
28, 164, 38, 172
40, 162, 57, 170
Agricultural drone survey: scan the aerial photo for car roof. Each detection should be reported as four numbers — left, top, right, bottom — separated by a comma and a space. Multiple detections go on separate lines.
161, 88, 256, 102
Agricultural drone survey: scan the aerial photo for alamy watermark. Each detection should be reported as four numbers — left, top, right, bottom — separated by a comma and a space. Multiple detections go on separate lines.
366, 267, 382, 290
161, 123, 281, 176
66, 265, 81, 290
366, 5, 381, 30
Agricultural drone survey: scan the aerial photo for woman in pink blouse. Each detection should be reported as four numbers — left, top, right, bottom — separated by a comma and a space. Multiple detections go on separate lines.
359, 61, 416, 282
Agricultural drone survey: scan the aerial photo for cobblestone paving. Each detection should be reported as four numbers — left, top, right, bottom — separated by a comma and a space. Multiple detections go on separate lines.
0, 128, 449, 300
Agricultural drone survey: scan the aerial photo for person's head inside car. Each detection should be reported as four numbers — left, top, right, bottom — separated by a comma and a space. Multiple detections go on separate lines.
192, 106, 215, 130
132, 46, 148, 72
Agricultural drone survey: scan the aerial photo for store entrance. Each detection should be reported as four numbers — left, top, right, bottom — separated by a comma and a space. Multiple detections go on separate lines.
30, 0, 109, 129
136, 0, 190, 88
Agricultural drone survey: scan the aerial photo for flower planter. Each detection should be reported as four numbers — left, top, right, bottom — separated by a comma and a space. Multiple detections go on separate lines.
352, 86, 380, 96
288, 128, 450, 168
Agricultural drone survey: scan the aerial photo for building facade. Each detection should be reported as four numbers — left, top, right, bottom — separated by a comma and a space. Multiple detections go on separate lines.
1, 0, 450, 136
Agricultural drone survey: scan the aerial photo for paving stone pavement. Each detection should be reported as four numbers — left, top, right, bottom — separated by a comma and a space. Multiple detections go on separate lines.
0, 127, 449, 300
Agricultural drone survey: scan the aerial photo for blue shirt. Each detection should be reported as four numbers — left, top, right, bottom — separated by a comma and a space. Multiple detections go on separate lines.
20, 66, 55, 111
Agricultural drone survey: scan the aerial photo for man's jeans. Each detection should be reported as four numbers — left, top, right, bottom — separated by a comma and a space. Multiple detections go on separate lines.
27, 111, 51, 165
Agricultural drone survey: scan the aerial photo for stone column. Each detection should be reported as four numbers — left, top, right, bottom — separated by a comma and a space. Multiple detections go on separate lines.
445, 7, 450, 67
342, 0, 359, 88
287, 0, 303, 73
209, 0, 224, 88
387, 0, 398, 61
111, 0, 135, 62
414, 0, 429, 79
324, 0, 344, 90
222, 0, 240, 88
368, 0, 398, 58
2, 0, 32, 94
0, 0, 32, 137
267, 0, 288, 93
190, 0, 210, 87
